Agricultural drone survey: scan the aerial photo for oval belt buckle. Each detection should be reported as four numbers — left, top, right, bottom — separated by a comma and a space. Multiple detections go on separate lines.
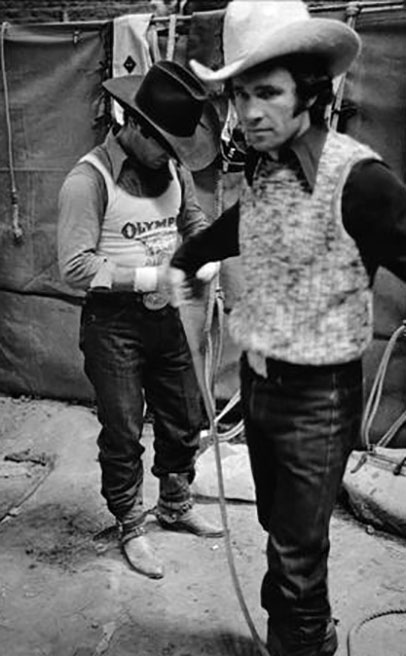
142, 291, 169, 311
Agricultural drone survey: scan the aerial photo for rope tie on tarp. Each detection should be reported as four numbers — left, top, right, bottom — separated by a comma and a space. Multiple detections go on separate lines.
1, 21, 23, 242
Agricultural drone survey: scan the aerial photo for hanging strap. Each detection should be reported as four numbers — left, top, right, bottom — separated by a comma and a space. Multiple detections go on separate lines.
1, 22, 23, 242
165, 13, 177, 61
329, 2, 362, 131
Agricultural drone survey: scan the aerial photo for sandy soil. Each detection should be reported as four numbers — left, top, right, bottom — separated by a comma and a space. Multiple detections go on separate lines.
0, 394, 406, 656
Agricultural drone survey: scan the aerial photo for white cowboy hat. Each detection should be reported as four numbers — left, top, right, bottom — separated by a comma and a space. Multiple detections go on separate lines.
190, 0, 361, 82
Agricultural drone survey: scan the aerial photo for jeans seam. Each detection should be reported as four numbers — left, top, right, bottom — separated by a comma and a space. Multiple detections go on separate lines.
313, 371, 337, 539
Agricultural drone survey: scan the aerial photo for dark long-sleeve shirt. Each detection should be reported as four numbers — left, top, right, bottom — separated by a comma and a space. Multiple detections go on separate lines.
171, 126, 406, 285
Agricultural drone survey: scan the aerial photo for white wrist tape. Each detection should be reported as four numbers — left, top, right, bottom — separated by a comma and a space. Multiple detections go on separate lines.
133, 266, 158, 293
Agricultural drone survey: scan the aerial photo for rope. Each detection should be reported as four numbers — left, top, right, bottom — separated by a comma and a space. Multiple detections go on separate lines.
182, 284, 268, 653
205, 166, 245, 443
180, 165, 269, 655
197, 350, 270, 656
203, 167, 226, 392
360, 321, 406, 452
0, 22, 23, 242
0, 456, 55, 524
346, 608, 406, 656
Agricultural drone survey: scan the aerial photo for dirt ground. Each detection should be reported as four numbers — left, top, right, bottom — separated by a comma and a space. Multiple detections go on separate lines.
1, 394, 406, 656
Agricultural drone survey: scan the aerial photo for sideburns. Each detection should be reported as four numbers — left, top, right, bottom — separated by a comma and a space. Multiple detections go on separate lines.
292, 95, 308, 118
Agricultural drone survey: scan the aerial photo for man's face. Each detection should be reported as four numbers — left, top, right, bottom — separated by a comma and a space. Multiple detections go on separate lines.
232, 66, 311, 156
126, 118, 172, 169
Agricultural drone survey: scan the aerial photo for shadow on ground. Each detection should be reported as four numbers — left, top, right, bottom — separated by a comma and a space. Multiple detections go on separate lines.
0, 396, 406, 656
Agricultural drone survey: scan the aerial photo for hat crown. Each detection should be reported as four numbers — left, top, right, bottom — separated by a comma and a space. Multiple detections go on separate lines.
224, 0, 310, 65
135, 61, 207, 137
102, 61, 220, 170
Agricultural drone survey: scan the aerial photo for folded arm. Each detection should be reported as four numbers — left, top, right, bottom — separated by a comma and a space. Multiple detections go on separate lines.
171, 201, 240, 275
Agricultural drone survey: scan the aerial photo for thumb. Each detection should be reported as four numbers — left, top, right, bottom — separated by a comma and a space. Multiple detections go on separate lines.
167, 266, 187, 285
195, 261, 220, 283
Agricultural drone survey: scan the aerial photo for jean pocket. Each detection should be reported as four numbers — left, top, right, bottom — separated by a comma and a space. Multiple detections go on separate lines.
82, 296, 130, 326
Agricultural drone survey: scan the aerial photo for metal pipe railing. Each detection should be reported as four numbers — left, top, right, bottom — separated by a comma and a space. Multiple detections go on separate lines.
309, 0, 404, 13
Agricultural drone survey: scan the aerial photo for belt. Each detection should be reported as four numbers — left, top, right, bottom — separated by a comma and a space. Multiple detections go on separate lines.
247, 350, 361, 382
87, 290, 169, 311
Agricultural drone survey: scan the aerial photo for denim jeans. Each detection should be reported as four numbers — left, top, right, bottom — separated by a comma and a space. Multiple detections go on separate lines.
240, 354, 363, 655
80, 292, 204, 523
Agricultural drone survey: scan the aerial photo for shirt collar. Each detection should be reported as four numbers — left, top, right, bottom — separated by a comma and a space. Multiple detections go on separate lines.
104, 129, 128, 182
282, 125, 328, 191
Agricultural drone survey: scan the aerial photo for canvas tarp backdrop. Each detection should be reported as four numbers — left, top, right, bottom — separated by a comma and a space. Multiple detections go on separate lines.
0, 22, 111, 400
1, 5, 406, 446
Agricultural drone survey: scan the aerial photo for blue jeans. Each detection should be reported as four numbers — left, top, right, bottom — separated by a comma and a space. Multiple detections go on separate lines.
240, 354, 362, 655
80, 292, 204, 523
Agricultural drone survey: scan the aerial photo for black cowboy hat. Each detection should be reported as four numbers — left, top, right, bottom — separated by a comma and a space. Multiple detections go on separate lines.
103, 60, 220, 171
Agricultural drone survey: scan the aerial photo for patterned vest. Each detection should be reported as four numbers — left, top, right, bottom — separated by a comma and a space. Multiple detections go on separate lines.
229, 130, 380, 365
80, 153, 181, 269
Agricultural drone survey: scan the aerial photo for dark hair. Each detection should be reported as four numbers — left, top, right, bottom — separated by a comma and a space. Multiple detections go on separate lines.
281, 55, 334, 126
229, 54, 334, 127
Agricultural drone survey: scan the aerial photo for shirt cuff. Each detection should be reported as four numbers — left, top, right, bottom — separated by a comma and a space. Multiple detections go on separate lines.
89, 259, 115, 290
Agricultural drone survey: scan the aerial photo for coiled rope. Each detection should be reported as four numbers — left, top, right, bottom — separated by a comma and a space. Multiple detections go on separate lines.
361, 321, 406, 453
347, 608, 406, 656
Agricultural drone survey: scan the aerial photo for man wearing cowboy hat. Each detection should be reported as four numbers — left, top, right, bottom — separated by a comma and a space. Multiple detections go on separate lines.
58, 60, 223, 581
169, 1, 406, 654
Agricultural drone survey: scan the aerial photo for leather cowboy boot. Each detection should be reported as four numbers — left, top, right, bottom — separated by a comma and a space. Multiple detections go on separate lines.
157, 506, 225, 537
267, 618, 338, 656
266, 623, 286, 656
119, 519, 164, 579
156, 473, 224, 538
314, 619, 338, 656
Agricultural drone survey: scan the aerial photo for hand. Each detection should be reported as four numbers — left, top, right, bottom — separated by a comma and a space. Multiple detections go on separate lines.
156, 263, 170, 292
166, 266, 190, 307
195, 261, 221, 283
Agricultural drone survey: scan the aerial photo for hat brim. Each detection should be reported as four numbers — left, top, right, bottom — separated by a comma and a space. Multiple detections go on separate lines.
103, 75, 220, 171
190, 18, 361, 82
